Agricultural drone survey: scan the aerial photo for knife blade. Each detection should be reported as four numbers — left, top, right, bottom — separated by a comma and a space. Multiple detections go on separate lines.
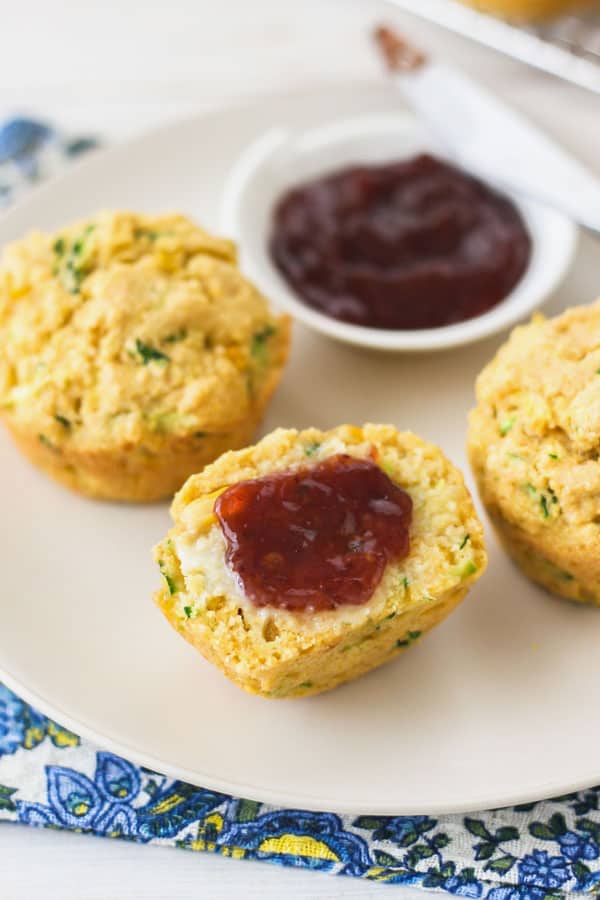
375, 27, 600, 233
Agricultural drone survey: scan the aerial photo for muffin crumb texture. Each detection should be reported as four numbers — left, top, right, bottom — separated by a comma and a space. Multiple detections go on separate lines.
0, 211, 289, 500
469, 299, 600, 604
154, 424, 486, 698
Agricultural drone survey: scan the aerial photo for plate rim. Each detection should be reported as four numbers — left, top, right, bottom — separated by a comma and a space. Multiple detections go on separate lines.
2, 660, 600, 815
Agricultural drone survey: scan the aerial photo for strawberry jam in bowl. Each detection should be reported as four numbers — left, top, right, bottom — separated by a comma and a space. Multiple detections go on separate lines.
269, 153, 532, 331
220, 113, 576, 351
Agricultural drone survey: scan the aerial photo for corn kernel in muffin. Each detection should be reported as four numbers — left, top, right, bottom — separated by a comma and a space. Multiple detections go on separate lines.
154, 424, 486, 698
0, 211, 290, 501
469, 299, 600, 605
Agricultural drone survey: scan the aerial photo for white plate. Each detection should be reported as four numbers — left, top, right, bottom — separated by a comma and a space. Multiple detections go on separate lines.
1, 83, 599, 815
221, 113, 576, 352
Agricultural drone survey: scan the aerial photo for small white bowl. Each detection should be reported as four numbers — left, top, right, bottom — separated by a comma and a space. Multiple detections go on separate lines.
220, 113, 577, 352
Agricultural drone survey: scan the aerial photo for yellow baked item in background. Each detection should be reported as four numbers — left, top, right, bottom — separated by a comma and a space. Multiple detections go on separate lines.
460, 0, 597, 20
154, 424, 486, 699
469, 300, 600, 605
0, 211, 290, 501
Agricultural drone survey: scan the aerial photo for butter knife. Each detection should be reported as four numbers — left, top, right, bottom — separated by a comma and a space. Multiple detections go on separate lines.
374, 26, 600, 234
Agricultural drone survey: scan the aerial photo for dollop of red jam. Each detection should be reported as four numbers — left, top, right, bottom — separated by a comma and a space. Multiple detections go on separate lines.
270, 153, 531, 330
215, 453, 412, 611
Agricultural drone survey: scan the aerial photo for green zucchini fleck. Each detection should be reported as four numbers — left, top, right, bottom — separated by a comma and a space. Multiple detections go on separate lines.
62, 261, 84, 294
134, 227, 159, 241
396, 630, 421, 649
163, 328, 187, 344
459, 534, 470, 550
298, 681, 313, 689
305, 442, 321, 457
158, 559, 179, 595
134, 339, 170, 365
54, 414, 71, 429
38, 434, 55, 450
499, 417, 516, 436
183, 605, 193, 619
523, 483, 555, 519
251, 324, 276, 363
56, 225, 96, 293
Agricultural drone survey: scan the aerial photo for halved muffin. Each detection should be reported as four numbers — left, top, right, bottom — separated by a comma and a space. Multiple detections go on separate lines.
0, 211, 290, 501
468, 300, 600, 605
154, 424, 486, 698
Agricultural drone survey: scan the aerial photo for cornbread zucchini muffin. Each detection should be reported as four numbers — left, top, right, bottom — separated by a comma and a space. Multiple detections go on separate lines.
154, 424, 486, 698
0, 211, 290, 501
469, 300, 600, 605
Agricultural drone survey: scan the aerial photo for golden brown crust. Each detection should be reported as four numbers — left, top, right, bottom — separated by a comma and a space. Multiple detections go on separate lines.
3, 404, 274, 501
157, 580, 470, 698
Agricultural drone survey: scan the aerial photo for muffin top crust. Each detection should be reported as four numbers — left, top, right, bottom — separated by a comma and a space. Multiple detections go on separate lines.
469, 299, 600, 530
0, 211, 287, 451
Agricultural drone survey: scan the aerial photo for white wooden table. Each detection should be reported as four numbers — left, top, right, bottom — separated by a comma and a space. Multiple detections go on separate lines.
1, 1, 598, 896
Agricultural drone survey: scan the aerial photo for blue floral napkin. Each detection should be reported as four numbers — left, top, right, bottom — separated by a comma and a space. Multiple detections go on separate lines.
2, 682, 600, 897
2, 117, 600, 898
0, 116, 98, 208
